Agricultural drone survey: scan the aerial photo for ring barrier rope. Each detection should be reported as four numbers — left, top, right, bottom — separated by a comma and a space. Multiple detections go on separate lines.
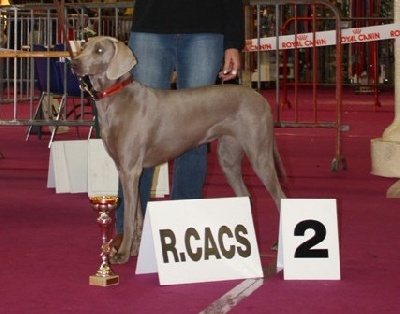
245, 23, 400, 52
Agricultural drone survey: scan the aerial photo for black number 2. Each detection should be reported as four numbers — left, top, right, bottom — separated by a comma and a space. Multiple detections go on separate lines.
294, 220, 329, 258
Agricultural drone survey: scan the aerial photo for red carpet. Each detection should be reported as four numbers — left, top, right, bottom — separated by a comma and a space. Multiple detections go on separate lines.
1, 86, 400, 313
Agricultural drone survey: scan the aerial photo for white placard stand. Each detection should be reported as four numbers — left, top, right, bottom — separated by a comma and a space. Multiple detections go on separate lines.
136, 197, 263, 285
47, 139, 169, 197
278, 199, 341, 280
47, 140, 88, 193
87, 139, 118, 197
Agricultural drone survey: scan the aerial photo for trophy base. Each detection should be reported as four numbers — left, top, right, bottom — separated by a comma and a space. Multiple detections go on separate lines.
89, 274, 119, 287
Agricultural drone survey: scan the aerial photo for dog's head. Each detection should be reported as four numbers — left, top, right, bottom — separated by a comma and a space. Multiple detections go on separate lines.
71, 36, 137, 80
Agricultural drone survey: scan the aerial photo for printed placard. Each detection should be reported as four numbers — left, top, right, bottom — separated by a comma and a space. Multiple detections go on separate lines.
47, 139, 169, 198
279, 199, 340, 280
136, 197, 263, 285
47, 140, 88, 193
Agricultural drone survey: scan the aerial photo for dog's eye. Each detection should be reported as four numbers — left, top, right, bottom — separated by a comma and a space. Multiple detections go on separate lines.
97, 48, 103, 54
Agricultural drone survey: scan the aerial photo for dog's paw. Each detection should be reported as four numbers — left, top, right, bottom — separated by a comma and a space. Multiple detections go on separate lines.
109, 234, 123, 256
109, 253, 130, 264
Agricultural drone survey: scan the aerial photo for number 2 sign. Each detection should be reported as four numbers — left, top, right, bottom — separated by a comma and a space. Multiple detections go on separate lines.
278, 199, 341, 280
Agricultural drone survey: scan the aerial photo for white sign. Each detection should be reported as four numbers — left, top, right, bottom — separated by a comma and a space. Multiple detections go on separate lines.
47, 139, 169, 198
47, 140, 88, 193
87, 139, 118, 197
136, 197, 263, 285
278, 199, 340, 280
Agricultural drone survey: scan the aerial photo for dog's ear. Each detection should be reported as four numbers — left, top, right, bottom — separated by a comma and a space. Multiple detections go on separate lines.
107, 41, 137, 80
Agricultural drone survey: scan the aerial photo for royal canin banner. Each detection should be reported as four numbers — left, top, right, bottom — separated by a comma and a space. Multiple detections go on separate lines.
244, 23, 400, 52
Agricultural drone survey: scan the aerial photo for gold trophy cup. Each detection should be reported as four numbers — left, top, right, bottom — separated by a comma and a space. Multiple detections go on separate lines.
89, 196, 119, 286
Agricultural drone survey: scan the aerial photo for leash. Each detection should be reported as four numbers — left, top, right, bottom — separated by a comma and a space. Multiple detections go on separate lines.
52, 0, 102, 138
52, 0, 97, 100
53, 0, 74, 58
74, 74, 98, 101
52, 2, 132, 102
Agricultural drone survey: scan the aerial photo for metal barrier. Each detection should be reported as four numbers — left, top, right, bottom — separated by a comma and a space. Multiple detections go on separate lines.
0, 2, 133, 130
342, 16, 393, 111
2, 1, 384, 171
248, 0, 346, 171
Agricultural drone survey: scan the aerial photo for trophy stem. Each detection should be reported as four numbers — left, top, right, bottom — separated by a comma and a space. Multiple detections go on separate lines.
89, 196, 119, 287
94, 251, 117, 277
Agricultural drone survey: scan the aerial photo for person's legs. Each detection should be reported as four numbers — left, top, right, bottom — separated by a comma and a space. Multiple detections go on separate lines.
176, 34, 224, 89
115, 33, 176, 234
116, 33, 224, 232
170, 34, 224, 199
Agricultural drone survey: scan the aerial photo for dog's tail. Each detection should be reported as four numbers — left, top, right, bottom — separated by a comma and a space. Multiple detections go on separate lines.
273, 139, 287, 182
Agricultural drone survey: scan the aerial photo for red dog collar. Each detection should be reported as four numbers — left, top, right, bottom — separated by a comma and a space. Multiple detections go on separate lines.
97, 75, 133, 100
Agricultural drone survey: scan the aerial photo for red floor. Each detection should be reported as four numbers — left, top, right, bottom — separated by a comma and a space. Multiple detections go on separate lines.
1, 86, 400, 313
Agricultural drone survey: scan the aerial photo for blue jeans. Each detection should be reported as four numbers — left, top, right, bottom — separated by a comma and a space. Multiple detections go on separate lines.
115, 32, 224, 234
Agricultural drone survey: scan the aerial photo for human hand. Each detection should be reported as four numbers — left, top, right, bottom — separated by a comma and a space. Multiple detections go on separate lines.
218, 48, 241, 82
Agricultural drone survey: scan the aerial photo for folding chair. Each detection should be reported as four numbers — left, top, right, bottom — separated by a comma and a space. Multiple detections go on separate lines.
55, 44, 94, 138
26, 44, 66, 144
26, 44, 93, 146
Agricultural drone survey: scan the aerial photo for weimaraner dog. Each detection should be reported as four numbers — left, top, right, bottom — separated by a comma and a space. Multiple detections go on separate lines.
71, 36, 286, 264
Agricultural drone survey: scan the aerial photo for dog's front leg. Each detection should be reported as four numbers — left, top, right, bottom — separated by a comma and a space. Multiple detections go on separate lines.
110, 169, 143, 264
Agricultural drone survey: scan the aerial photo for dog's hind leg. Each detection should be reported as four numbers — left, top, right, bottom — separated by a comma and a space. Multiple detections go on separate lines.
217, 136, 250, 197
246, 144, 286, 212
